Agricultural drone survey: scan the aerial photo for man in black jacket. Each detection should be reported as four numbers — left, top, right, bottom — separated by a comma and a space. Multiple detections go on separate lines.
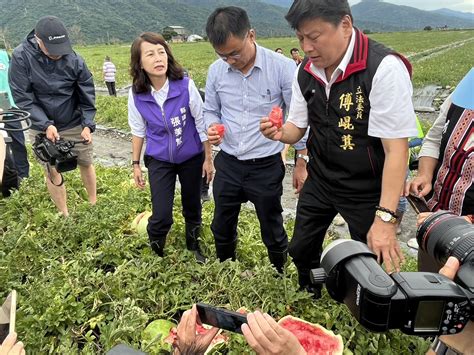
9, 16, 97, 216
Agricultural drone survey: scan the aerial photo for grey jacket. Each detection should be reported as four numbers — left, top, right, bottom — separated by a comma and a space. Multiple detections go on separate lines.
9, 30, 96, 132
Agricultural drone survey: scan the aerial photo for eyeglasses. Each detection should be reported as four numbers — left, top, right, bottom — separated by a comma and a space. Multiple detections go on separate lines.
215, 32, 249, 62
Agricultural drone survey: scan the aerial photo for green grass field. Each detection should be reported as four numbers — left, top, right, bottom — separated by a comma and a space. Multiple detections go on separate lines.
3, 29, 472, 354
83, 29, 474, 131
77, 29, 474, 90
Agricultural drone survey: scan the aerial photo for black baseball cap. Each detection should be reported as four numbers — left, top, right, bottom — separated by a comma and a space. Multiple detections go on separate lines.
35, 16, 72, 56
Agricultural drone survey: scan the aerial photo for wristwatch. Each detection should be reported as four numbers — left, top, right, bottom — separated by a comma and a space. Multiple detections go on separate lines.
375, 210, 397, 224
132, 160, 140, 166
296, 153, 309, 163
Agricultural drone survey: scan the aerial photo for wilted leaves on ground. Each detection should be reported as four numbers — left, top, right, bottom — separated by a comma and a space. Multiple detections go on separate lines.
0, 162, 430, 353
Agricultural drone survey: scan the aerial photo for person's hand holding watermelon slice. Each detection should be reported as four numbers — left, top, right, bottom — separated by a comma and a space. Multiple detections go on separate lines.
260, 106, 284, 141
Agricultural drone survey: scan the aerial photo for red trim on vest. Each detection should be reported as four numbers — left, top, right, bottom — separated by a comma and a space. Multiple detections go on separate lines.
335, 29, 368, 83
303, 60, 326, 86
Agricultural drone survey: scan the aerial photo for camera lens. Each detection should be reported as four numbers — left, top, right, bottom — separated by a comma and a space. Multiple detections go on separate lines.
416, 210, 474, 265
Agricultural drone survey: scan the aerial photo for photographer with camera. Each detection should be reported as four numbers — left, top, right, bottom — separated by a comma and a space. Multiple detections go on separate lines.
9, 16, 97, 216
406, 68, 473, 272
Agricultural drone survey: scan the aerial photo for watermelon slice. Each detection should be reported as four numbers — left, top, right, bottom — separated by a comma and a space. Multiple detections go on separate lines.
278, 315, 344, 355
268, 106, 283, 129
215, 124, 225, 138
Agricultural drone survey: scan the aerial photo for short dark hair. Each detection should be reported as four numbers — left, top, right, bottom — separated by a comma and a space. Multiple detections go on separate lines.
206, 6, 250, 47
130, 32, 184, 94
290, 48, 299, 53
275, 47, 283, 52
285, 0, 353, 30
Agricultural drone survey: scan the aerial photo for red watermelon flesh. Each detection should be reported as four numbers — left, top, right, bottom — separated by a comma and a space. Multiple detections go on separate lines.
278, 316, 344, 355
215, 124, 225, 138
268, 106, 283, 129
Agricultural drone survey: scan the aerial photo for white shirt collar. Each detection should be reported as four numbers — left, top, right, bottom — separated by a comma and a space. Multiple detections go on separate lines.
310, 28, 356, 85
150, 78, 169, 95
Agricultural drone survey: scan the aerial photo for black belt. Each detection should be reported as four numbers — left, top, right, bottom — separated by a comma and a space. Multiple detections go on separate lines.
220, 150, 280, 164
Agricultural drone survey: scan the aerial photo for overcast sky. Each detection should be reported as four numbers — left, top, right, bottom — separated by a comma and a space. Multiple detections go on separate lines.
348, 0, 474, 13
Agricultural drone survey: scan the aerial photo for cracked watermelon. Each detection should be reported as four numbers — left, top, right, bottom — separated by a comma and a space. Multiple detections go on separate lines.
268, 106, 283, 129
278, 315, 344, 355
130, 211, 151, 235
141, 319, 177, 353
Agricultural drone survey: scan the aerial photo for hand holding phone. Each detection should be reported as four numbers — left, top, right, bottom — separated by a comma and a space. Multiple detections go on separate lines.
0, 290, 17, 343
406, 194, 430, 214
196, 303, 247, 334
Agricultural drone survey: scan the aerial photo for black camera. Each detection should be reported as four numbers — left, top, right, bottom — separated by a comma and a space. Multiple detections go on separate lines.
32, 133, 78, 173
310, 211, 473, 336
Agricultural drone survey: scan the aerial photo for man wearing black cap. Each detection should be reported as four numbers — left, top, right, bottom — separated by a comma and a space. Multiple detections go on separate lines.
9, 16, 97, 216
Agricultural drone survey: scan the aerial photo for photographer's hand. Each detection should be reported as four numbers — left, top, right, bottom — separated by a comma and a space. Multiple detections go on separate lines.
81, 127, 92, 144
46, 125, 60, 143
241, 311, 306, 355
425, 257, 474, 355
173, 304, 219, 355
367, 219, 404, 273
0, 333, 25, 355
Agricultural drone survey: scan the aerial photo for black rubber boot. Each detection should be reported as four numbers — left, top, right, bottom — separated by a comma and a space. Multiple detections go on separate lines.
215, 240, 237, 262
149, 235, 166, 257
268, 249, 288, 274
185, 224, 206, 263
298, 268, 322, 300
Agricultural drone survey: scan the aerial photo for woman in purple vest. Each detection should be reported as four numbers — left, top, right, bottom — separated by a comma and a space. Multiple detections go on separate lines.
128, 32, 213, 262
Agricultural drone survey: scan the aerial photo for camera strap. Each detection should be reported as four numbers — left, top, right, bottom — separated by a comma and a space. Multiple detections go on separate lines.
46, 164, 64, 187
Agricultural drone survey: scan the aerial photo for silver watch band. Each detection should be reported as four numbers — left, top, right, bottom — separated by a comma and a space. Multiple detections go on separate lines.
296, 153, 309, 163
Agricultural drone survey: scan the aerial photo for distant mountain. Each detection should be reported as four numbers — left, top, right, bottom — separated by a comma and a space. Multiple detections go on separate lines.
257, 0, 473, 32
260, 0, 292, 8
0, 0, 293, 46
431, 8, 474, 22
351, 1, 474, 31
1, 0, 472, 47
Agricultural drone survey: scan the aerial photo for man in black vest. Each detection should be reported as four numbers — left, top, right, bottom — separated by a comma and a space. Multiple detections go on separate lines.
260, 0, 418, 296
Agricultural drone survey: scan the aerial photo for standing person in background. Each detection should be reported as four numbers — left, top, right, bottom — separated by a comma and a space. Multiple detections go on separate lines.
102, 56, 117, 96
0, 49, 29, 180
261, 0, 417, 297
9, 16, 97, 217
275, 48, 284, 54
128, 32, 213, 262
204, 6, 308, 273
290, 47, 303, 65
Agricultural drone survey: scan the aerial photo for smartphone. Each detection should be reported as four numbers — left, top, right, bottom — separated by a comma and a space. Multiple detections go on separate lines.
196, 303, 247, 334
406, 194, 430, 214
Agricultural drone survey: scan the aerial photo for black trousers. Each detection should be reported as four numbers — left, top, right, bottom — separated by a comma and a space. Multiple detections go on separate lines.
289, 177, 379, 272
145, 152, 204, 239
4, 118, 29, 179
211, 151, 288, 252
105, 81, 116, 96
